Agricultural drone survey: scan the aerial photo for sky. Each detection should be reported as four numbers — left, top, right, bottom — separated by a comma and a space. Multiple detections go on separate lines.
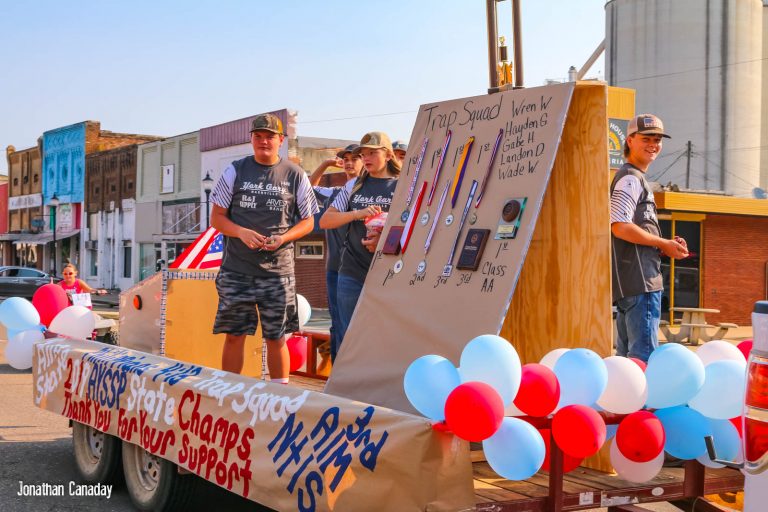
0, 0, 606, 168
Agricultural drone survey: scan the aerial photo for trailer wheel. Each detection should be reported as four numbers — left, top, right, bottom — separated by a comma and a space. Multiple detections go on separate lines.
122, 441, 196, 511
72, 421, 121, 483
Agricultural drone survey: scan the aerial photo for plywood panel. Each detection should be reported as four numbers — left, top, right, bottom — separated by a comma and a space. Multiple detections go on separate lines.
325, 83, 577, 411
164, 271, 264, 378
501, 82, 611, 364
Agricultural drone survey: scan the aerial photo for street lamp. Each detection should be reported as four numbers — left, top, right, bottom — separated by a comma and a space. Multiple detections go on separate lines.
202, 171, 214, 230
49, 194, 60, 276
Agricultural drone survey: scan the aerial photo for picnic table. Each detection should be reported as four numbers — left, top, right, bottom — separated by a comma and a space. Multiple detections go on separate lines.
660, 307, 738, 345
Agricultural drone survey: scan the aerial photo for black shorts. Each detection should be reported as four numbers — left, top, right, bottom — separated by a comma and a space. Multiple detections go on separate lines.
213, 269, 299, 340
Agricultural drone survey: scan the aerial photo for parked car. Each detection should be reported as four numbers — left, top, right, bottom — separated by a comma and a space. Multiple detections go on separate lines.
0, 266, 61, 299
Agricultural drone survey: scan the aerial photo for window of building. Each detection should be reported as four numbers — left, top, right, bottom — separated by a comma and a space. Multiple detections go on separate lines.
139, 243, 161, 280
123, 243, 132, 278
88, 241, 98, 277
659, 215, 703, 323
295, 241, 324, 259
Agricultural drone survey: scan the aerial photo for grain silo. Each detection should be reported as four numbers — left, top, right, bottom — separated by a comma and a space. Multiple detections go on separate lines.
605, 0, 764, 196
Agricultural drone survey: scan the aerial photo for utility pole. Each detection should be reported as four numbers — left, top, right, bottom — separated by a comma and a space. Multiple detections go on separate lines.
685, 140, 692, 189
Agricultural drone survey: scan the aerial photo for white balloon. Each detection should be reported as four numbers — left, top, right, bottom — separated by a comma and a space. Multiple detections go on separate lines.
296, 294, 311, 328
49, 306, 96, 340
540, 348, 569, 369
4, 329, 44, 370
696, 340, 747, 367
609, 439, 664, 483
597, 356, 648, 414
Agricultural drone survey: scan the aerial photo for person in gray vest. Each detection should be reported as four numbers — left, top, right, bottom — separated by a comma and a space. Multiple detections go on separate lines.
610, 114, 688, 362
309, 144, 363, 363
210, 113, 319, 381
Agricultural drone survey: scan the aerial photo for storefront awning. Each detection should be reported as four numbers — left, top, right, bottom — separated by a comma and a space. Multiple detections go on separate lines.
0, 229, 81, 245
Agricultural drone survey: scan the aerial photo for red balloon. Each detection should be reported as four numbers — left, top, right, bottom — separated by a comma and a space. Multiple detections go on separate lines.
730, 416, 743, 438
32, 283, 69, 327
286, 335, 307, 372
737, 340, 753, 361
552, 405, 606, 458
514, 363, 560, 417
539, 429, 583, 472
616, 411, 665, 463
444, 382, 504, 442
629, 357, 647, 372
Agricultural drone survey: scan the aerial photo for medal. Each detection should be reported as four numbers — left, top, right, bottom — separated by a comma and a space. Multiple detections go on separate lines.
427, 130, 452, 206
442, 180, 478, 277
393, 260, 404, 273
474, 129, 503, 208
416, 260, 427, 275
424, 181, 451, 255
449, 136, 475, 209
399, 181, 427, 254
400, 137, 429, 222
419, 212, 430, 225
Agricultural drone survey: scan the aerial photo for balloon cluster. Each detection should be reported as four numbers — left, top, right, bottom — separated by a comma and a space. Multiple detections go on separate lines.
1, 284, 96, 370
403, 335, 748, 483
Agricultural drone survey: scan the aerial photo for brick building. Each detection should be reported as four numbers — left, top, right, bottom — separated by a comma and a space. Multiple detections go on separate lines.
84, 144, 142, 290
41, 121, 160, 278
3, 144, 43, 267
656, 191, 768, 326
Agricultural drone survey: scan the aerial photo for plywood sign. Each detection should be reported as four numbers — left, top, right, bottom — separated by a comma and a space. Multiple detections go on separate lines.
325, 83, 575, 412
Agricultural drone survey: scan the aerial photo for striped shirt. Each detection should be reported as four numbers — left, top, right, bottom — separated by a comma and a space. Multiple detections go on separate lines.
211, 156, 318, 276
610, 164, 663, 302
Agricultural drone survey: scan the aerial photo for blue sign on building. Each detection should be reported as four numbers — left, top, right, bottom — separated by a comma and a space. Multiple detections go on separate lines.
42, 122, 86, 205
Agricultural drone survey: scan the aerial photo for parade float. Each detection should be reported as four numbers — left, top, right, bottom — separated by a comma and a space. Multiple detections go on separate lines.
0, 80, 753, 512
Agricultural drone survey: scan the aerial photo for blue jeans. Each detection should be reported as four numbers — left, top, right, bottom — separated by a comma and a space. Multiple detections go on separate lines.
336, 273, 365, 356
326, 270, 341, 362
615, 290, 661, 362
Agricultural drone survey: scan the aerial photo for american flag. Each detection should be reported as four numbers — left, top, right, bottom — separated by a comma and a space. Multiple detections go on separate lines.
169, 227, 224, 269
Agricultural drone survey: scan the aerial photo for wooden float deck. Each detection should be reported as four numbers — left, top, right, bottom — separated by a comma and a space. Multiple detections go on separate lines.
472, 461, 742, 511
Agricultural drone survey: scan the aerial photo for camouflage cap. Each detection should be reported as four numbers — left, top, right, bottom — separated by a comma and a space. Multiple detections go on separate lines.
355, 131, 393, 153
250, 114, 284, 135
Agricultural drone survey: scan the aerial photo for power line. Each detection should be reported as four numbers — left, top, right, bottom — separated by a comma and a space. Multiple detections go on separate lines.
694, 152, 760, 190
297, 110, 417, 125
615, 55, 768, 85
648, 149, 687, 182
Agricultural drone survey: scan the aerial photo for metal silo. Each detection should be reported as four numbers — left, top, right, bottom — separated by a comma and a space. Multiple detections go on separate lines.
606, 0, 763, 196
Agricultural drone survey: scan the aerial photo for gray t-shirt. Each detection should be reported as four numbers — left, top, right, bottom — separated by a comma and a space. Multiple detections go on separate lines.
211, 157, 318, 276
315, 184, 350, 273
609, 163, 663, 302
331, 175, 398, 282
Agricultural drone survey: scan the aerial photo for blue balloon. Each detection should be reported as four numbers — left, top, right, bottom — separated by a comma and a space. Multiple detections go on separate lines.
553, 348, 607, 408
697, 418, 741, 468
605, 424, 618, 441
0, 297, 40, 332
459, 335, 521, 405
404, 355, 461, 421
483, 417, 546, 480
646, 343, 705, 408
688, 360, 746, 419
655, 406, 712, 460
